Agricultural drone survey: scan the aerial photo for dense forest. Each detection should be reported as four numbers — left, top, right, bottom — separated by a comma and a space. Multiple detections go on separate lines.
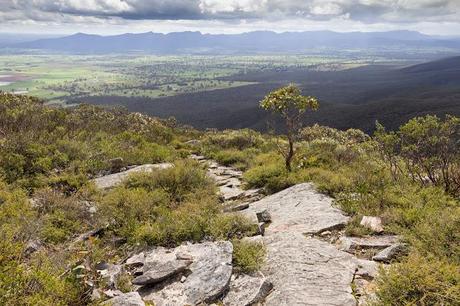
77, 56, 460, 133
0, 92, 459, 305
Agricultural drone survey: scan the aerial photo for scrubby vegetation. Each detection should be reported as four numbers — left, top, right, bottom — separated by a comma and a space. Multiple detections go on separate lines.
0, 92, 254, 304
198, 121, 460, 305
1, 91, 459, 305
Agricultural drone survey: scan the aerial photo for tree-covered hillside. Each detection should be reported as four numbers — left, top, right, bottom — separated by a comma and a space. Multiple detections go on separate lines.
0, 92, 458, 305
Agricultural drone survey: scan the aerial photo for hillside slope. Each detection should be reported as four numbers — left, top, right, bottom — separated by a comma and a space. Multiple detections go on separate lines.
76, 56, 460, 132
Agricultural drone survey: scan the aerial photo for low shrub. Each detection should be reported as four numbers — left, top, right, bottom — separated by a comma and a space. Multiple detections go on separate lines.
232, 240, 266, 274
374, 254, 460, 306
124, 159, 214, 203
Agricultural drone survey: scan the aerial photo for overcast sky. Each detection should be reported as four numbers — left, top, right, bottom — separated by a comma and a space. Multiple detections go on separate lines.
1, 0, 460, 36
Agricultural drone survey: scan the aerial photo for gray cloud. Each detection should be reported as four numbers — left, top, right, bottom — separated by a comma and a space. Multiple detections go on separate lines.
2, 0, 460, 27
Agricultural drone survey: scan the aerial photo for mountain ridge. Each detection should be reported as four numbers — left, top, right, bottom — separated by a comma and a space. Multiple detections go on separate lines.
9, 30, 460, 54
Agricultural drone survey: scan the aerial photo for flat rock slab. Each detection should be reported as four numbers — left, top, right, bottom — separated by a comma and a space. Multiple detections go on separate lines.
92, 163, 173, 189
242, 183, 349, 236
338, 235, 400, 252
103, 292, 145, 306
224, 273, 273, 306
242, 183, 366, 306
133, 259, 192, 286
139, 241, 233, 306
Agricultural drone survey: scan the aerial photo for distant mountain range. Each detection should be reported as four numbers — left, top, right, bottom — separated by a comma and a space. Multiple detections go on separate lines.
8, 30, 460, 55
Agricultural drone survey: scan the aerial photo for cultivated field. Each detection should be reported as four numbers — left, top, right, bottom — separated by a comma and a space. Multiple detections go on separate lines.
0, 54, 383, 104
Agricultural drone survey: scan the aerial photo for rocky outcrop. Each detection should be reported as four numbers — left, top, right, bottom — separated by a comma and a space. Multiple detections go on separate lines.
241, 183, 373, 305
138, 241, 233, 306
223, 273, 273, 306
92, 163, 173, 189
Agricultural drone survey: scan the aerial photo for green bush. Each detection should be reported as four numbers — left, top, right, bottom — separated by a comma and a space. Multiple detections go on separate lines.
124, 159, 214, 203
211, 149, 248, 167
374, 254, 460, 306
204, 129, 265, 150
232, 240, 266, 274
243, 154, 285, 189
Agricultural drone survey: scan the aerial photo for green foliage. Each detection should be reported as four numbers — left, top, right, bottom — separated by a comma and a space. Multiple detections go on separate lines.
260, 84, 319, 171
375, 115, 460, 195
300, 124, 369, 145
374, 254, 460, 306
211, 149, 248, 167
243, 154, 286, 189
0, 182, 84, 305
260, 84, 319, 115
232, 240, 266, 274
100, 160, 254, 246
124, 160, 213, 203
203, 129, 265, 151
0, 93, 176, 192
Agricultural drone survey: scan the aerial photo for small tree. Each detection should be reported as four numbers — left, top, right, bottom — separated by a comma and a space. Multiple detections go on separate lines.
260, 84, 319, 171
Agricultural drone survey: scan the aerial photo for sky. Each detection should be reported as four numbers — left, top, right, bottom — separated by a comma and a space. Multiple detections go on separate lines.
1, 0, 460, 36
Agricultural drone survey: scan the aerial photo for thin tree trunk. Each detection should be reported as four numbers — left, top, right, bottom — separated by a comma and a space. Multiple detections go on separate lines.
285, 137, 294, 172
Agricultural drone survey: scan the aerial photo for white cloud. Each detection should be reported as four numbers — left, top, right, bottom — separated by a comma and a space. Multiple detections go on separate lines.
1, 0, 460, 35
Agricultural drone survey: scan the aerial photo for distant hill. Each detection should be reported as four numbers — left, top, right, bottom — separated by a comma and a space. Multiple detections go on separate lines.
73, 56, 460, 133
10, 30, 460, 55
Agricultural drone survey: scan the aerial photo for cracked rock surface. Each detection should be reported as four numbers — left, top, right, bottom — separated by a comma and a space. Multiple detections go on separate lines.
138, 241, 233, 306
242, 183, 374, 306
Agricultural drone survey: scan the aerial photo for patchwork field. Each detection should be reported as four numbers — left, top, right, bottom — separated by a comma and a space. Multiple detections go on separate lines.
0, 54, 375, 105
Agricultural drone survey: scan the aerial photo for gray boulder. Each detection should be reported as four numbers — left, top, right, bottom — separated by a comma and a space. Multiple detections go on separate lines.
98, 264, 123, 288
103, 292, 145, 306
223, 273, 273, 306
338, 235, 399, 253
132, 259, 192, 285
92, 163, 173, 189
256, 209, 272, 223
360, 216, 384, 233
125, 252, 145, 268
372, 243, 407, 263
139, 241, 233, 306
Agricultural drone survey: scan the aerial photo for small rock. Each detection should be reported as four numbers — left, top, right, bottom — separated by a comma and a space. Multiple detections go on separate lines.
132, 259, 192, 285
181, 275, 187, 283
96, 261, 110, 270
103, 289, 124, 298
223, 273, 273, 306
338, 236, 399, 253
372, 243, 407, 263
256, 209, 272, 223
320, 230, 331, 237
360, 216, 384, 233
242, 235, 264, 244
103, 292, 145, 306
223, 202, 250, 212
256, 222, 266, 236
99, 264, 123, 288
185, 140, 202, 146
24, 240, 42, 257
125, 252, 145, 268
176, 251, 193, 261
91, 288, 102, 301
